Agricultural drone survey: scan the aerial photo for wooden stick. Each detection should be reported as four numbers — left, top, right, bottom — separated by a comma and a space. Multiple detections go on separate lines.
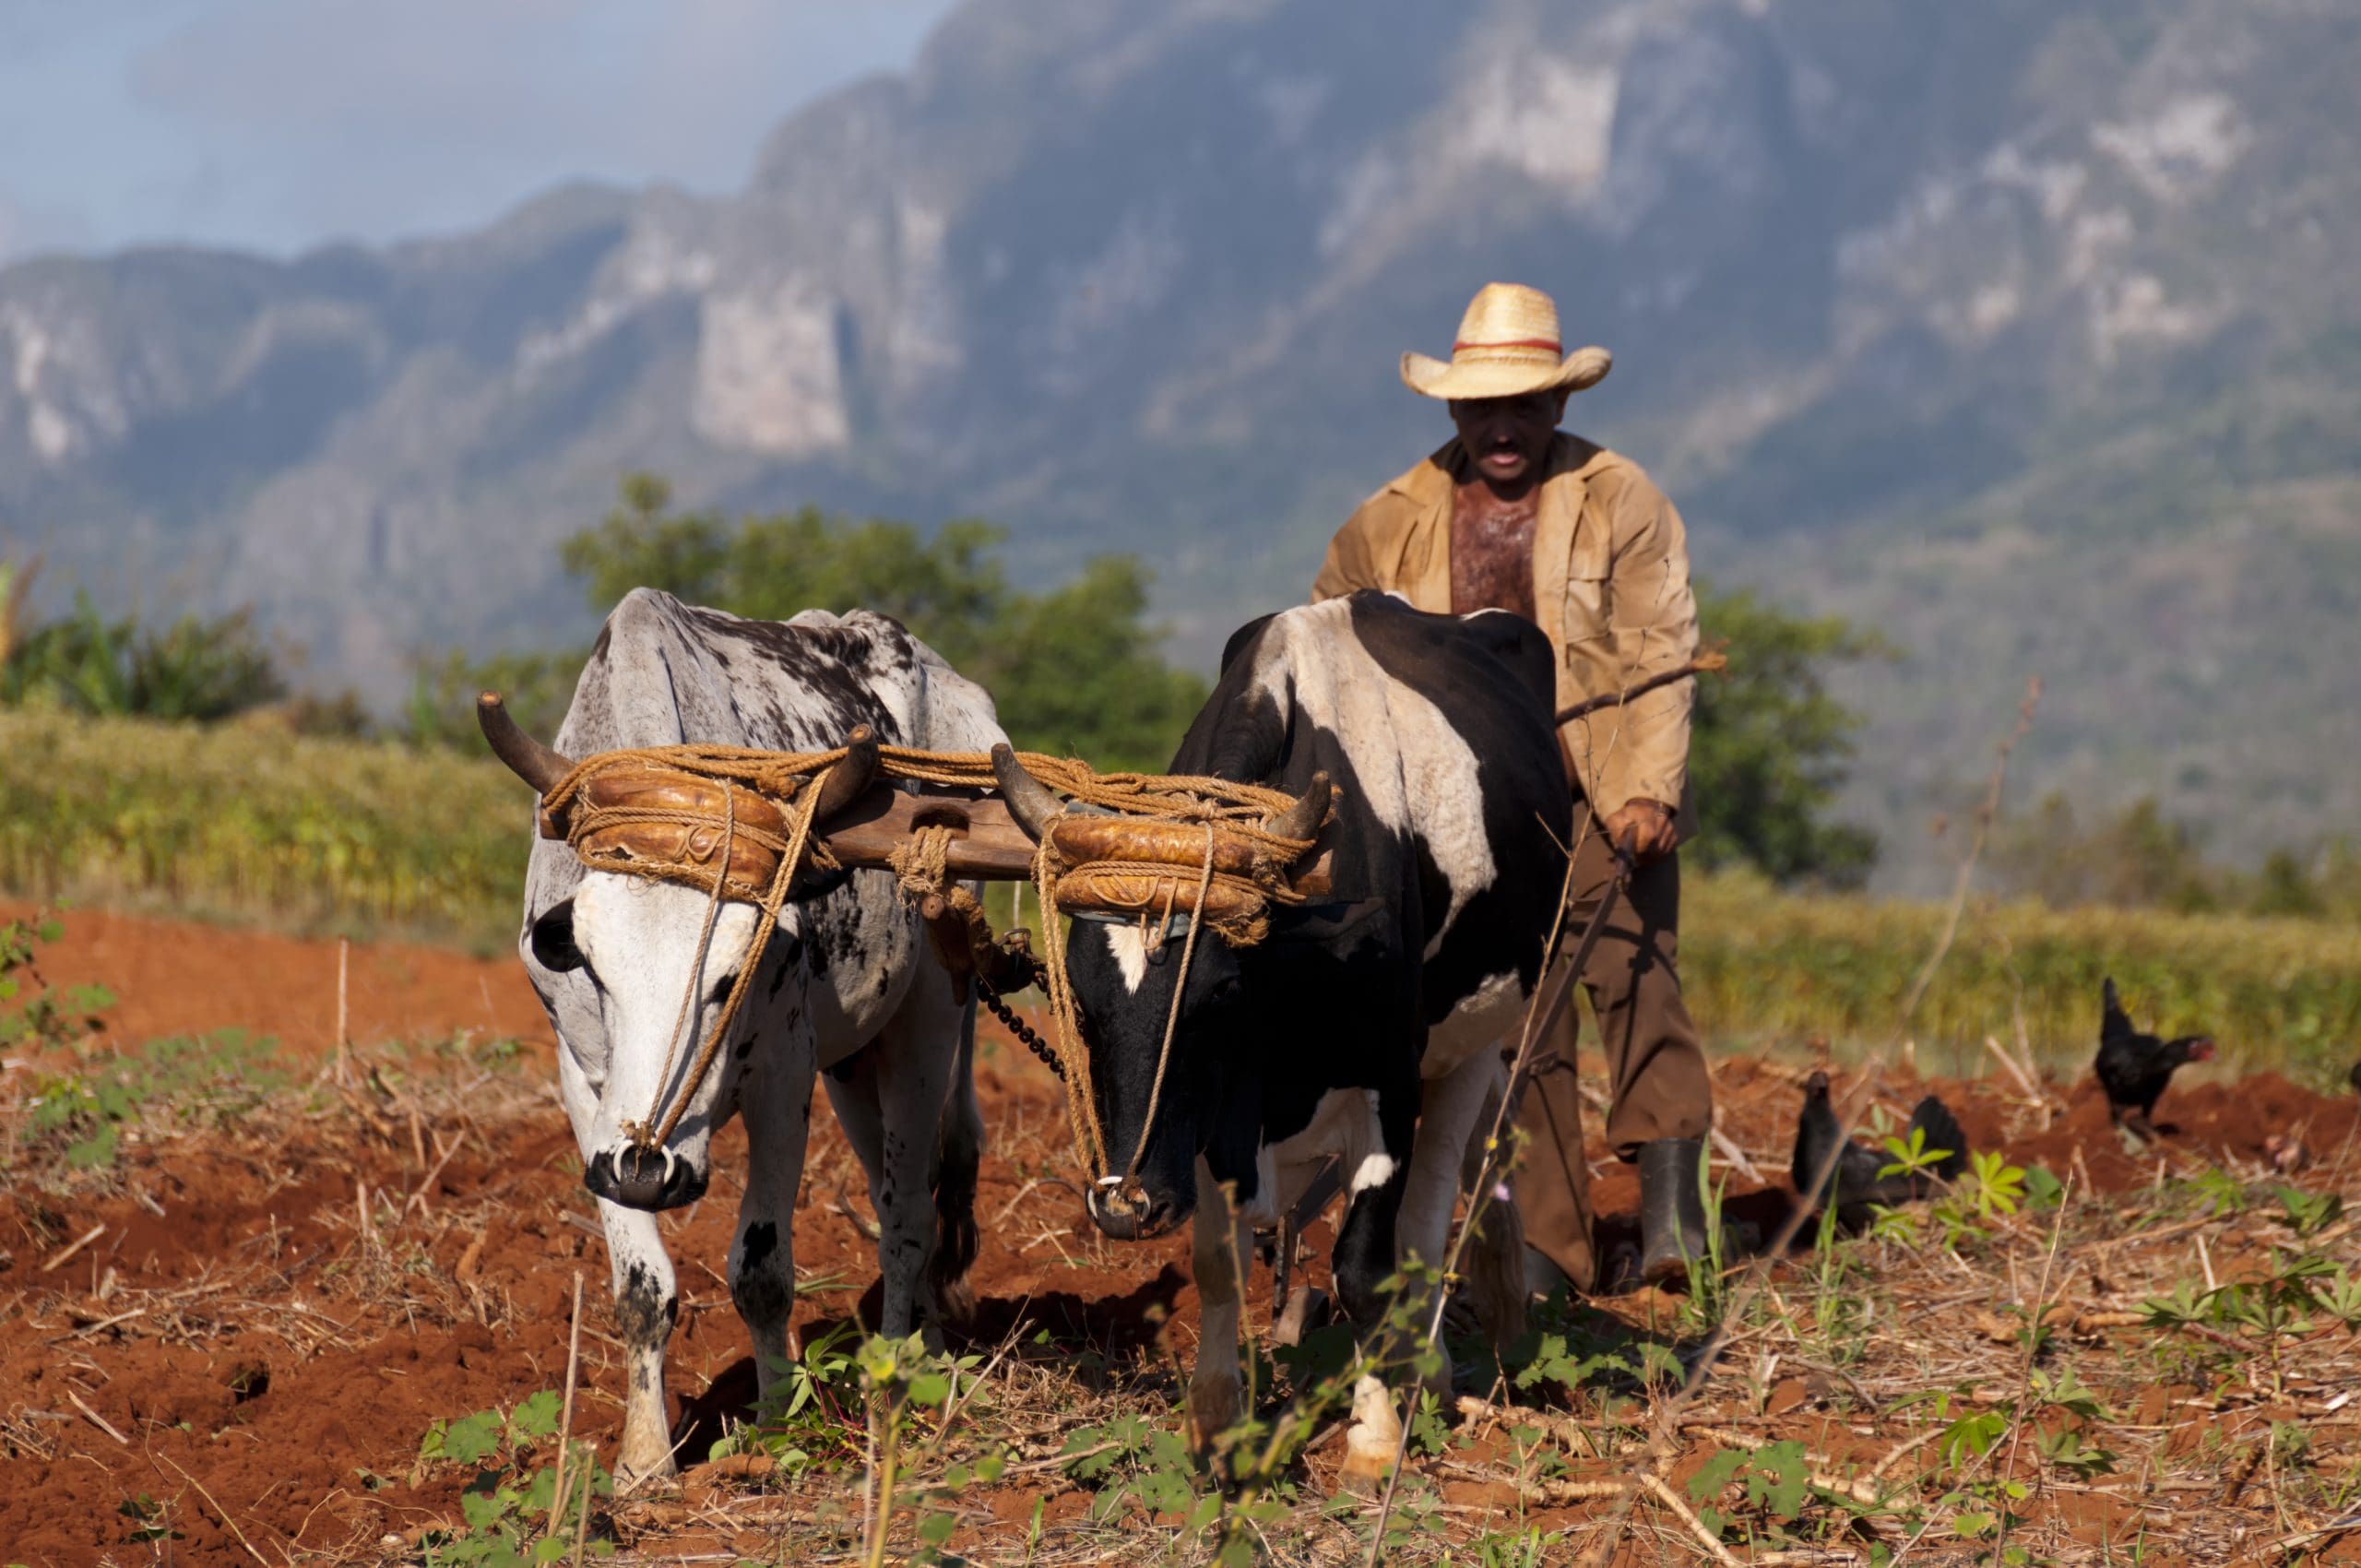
158, 1452, 272, 1568
572, 1447, 596, 1568
549, 1271, 585, 1539
335, 936, 350, 1086
1897, 677, 2041, 1027
1981, 1034, 2049, 1106
355, 1182, 374, 1252
1555, 651, 1729, 725
66, 1389, 127, 1445
42, 1224, 106, 1275
406, 1130, 464, 1219
1639, 1470, 1746, 1567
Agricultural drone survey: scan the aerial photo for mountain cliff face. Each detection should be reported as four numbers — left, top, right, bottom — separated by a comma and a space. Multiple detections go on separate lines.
3, 0, 2354, 882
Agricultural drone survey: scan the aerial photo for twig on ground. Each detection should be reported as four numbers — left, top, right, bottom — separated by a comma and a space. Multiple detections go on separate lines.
549, 1270, 585, 1538
1982, 1034, 2054, 1109
42, 1224, 106, 1274
67, 1389, 127, 1444
158, 1452, 273, 1568
1639, 1470, 1747, 1567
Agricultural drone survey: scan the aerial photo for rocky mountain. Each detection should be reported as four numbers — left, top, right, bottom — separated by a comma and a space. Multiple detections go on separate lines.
3, 0, 2355, 885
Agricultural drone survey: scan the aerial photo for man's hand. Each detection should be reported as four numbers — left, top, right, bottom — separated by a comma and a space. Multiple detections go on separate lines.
1601, 798, 1677, 862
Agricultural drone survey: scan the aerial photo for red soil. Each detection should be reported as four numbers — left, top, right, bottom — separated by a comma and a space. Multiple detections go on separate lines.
0, 908, 2352, 1563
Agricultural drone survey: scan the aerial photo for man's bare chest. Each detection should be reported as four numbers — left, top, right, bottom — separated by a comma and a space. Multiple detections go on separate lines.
1449, 485, 1538, 621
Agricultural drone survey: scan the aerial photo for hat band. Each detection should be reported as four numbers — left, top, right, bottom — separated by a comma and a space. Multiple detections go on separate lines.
1453, 338, 1561, 354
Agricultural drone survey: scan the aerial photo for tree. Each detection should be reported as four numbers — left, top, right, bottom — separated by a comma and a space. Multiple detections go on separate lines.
0, 581, 285, 722
532, 475, 1208, 770
1686, 583, 1881, 886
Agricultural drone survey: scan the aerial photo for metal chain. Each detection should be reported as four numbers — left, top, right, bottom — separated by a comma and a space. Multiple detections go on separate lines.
974, 968, 1064, 1082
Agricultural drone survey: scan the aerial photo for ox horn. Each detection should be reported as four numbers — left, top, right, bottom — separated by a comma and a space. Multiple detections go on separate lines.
477, 691, 575, 795
806, 725, 881, 824
991, 743, 1064, 842
1262, 771, 1331, 849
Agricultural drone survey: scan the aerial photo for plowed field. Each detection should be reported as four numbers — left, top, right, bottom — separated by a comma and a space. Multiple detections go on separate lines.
5, 908, 2357, 1565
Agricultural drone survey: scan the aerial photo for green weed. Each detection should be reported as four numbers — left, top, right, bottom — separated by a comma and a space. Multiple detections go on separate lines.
416, 1391, 613, 1567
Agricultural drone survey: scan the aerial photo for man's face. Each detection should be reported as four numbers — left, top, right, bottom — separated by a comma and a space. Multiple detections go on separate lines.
1448, 389, 1569, 490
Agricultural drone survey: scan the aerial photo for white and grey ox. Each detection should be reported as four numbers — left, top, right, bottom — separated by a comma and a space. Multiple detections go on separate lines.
484, 588, 1003, 1481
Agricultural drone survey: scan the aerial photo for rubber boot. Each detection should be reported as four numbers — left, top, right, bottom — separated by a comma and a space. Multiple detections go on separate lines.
1637, 1137, 1709, 1288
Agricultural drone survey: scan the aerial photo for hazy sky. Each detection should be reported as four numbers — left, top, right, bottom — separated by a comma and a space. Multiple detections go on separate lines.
0, 0, 960, 262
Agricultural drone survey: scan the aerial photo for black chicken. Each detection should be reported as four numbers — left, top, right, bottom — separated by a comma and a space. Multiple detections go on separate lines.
1791, 1071, 1970, 1223
2095, 977, 2213, 1140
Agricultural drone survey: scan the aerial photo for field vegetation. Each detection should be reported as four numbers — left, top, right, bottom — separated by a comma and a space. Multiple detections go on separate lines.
5, 708, 2356, 1083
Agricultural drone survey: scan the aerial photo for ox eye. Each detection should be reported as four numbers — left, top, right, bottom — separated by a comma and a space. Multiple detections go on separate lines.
530, 899, 585, 973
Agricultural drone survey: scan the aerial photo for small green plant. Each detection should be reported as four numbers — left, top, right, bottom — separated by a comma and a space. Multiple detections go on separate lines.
2022, 1165, 2066, 1211
117, 1492, 178, 1545
1448, 1526, 1568, 1567
1807, 1196, 1877, 1366
2273, 1183, 2344, 1239
1687, 1438, 1812, 1542
711, 1320, 864, 1472
416, 1392, 612, 1567
851, 1331, 997, 1567
1680, 1142, 1735, 1337
1921, 1150, 2032, 1251
0, 913, 113, 1051
21, 1029, 282, 1171
2035, 1423, 2118, 1479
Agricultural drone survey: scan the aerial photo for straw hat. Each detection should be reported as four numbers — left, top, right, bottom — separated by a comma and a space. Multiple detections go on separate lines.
1400, 282, 1611, 401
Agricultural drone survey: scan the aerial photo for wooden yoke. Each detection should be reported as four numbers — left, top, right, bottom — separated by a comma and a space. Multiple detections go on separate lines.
538, 770, 1333, 899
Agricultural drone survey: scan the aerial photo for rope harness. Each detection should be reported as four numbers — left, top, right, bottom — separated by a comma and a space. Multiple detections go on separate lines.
532, 742, 1323, 1184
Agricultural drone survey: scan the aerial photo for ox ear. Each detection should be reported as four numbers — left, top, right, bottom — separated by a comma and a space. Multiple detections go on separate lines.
529, 898, 585, 973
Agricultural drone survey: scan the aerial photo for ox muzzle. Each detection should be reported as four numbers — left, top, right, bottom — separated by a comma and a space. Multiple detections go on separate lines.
1086, 1177, 1183, 1241
584, 1142, 709, 1211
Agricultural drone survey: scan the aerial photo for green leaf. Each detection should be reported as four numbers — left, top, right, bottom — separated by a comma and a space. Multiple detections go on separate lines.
440, 1410, 506, 1466
918, 1512, 956, 1546
1747, 1440, 1810, 1518
509, 1391, 564, 1443
1687, 1448, 1748, 1503
1938, 1410, 2009, 1467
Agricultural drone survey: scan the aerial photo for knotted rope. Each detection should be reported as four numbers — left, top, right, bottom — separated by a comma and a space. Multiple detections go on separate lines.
533, 742, 1320, 1182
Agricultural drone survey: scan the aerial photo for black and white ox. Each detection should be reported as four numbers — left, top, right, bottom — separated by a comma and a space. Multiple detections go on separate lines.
995, 591, 1569, 1476
484, 588, 1004, 1481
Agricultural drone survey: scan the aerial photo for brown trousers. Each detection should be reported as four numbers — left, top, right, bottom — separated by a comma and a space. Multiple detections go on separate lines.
1511, 824, 1712, 1291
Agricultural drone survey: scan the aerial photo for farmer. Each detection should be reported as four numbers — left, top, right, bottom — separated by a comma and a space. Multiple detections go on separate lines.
1311, 280, 1712, 1290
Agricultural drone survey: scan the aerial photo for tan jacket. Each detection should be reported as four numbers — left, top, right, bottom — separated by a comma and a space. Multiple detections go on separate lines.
1311, 434, 1701, 837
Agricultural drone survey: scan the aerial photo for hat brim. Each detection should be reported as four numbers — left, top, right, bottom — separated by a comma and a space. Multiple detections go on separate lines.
1399, 345, 1612, 401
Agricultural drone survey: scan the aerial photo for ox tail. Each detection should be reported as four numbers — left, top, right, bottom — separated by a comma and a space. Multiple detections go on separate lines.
1458, 1077, 1529, 1350
929, 1007, 984, 1326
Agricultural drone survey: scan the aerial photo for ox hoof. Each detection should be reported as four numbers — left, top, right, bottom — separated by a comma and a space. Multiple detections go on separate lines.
1272, 1285, 1330, 1348
1188, 1380, 1242, 1451
1333, 1374, 1401, 1495
616, 1435, 682, 1491
1335, 1423, 1398, 1496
